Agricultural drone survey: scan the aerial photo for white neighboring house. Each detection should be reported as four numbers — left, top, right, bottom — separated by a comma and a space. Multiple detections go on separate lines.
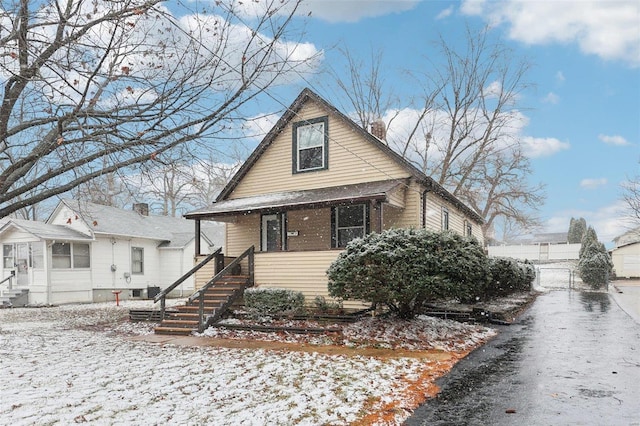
0, 200, 223, 306
611, 227, 640, 279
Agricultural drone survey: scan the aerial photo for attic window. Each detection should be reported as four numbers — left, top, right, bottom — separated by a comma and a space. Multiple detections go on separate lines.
292, 116, 328, 173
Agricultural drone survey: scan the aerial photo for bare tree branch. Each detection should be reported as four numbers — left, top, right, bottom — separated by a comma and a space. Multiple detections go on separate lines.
0, 0, 317, 217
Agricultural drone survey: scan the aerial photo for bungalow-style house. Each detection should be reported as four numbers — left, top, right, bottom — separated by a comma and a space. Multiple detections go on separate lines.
610, 227, 640, 278
184, 88, 484, 308
0, 200, 223, 306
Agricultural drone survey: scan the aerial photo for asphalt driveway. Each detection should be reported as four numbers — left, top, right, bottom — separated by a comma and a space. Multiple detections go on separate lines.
405, 289, 640, 426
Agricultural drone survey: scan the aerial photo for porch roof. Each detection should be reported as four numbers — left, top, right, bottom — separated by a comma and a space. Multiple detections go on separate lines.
0, 219, 93, 241
184, 179, 407, 220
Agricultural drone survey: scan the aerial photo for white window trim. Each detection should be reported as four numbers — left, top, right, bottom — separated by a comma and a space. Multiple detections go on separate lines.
442, 208, 449, 231
132, 247, 144, 275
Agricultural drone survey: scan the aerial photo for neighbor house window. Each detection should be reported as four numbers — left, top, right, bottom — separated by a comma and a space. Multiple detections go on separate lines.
73, 243, 91, 268
292, 116, 328, 173
52, 243, 90, 269
132, 247, 144, 274
52, 243, 72, 269
3, 244, 14, 268
332, 204, 368, 248
442, 208, 449, 231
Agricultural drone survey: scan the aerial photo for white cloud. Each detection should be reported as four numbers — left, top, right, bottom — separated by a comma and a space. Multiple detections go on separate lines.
462, 0, 640, 67
242, 0, 420, 23
379, 106, 569, 162
599, 134, 631, 146
436, 6, 455, 20
580, 178, 608, 189
543, 92, 560, 104
484, 81, 502, 98
522, 136, 570, 158
555, 71, 565, 83
545, 201, 630, 245
242, 112, 282, 142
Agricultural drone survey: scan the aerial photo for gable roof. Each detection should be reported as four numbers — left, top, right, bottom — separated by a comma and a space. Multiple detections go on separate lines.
49, 200, 224, 248
213, 88, 483, 224
0, 218, 93, 241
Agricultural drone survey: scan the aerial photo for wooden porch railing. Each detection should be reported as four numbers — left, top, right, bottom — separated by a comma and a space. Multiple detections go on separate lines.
154, 248, 222, 321
189, 245, 254, 333
0, 270, 15, 290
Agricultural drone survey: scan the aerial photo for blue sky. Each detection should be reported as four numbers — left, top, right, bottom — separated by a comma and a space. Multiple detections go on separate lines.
193, 0, 640, 244
276, 0, 640, 244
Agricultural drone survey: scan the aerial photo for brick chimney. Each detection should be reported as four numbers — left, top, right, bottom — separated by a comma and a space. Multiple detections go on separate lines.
133, 203, 149, 216
370, 119, 386, 141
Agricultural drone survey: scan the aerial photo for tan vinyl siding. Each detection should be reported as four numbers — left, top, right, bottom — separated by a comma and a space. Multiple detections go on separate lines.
387, 185, 406, 208
194, 254, 217, 290
253, 251, 366, 309
381, 180, 421, 230
230, 102, 410, 199
423, 192, 485, 245
227, 214, 260, 256
286, 208, 332, 251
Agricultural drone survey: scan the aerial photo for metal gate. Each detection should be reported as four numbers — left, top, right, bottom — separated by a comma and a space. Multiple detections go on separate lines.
535, 267, 575, 290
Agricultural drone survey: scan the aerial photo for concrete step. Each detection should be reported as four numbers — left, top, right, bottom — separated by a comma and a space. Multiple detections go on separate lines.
159, 319, 199, 328
154, 326, 194, 336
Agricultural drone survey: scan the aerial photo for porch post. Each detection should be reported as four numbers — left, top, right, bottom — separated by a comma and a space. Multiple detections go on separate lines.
371, 200, 383, 233
195, 219, 201, 256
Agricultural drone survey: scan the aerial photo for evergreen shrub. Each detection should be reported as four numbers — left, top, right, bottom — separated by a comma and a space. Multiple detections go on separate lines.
577, 226, 613, 289
487, 257, 535, 297
326, 228, 490, 319
243, 287, 305, 317
578, 244, 613, 289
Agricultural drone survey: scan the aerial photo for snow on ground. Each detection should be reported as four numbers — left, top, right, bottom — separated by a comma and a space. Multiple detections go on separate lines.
534, 260, 606, 292
0, 299, 496, 426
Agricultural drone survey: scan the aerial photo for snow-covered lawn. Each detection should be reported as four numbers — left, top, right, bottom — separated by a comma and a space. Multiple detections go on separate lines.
0, 300, 496, 425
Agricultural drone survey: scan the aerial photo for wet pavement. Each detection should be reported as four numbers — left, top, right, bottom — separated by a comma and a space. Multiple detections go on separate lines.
405, 290, 640, 426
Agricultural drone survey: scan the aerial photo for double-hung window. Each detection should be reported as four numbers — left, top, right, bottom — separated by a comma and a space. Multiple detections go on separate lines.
464, 220, 473, 237
52, 243, 90, 269
442, 208, 449, 231
3, 244, 14, 269
292, 117, 328, 173
332, 204, 368, 248
132, 247, 144, 274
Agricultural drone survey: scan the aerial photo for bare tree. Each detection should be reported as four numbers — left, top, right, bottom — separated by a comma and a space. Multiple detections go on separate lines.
457, 147, 545, 240
190, 151, 245, 207
131, 151, 203, 217
71, 167, 133, 208
622, 167, 640, 224
332, 27, 544, 241
327, 47, 401, 135
0, 0, 318, 217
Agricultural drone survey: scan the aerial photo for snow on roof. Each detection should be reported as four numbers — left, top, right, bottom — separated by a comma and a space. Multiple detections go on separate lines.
507, 232, 568, 245
185, 179, 405, 219
0, 218, 93, 241
613, 226, 640, 247
58, 200, 224, 248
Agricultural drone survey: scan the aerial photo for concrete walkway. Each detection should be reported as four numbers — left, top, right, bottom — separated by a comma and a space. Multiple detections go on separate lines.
610, 279, 640, 324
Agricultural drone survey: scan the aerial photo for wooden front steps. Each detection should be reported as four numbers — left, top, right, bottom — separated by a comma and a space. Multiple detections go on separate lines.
154, 276, 248, 336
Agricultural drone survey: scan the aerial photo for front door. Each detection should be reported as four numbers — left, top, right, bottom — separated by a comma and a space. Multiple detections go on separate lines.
261, 213, 285, 252
15, 243, 30, 286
